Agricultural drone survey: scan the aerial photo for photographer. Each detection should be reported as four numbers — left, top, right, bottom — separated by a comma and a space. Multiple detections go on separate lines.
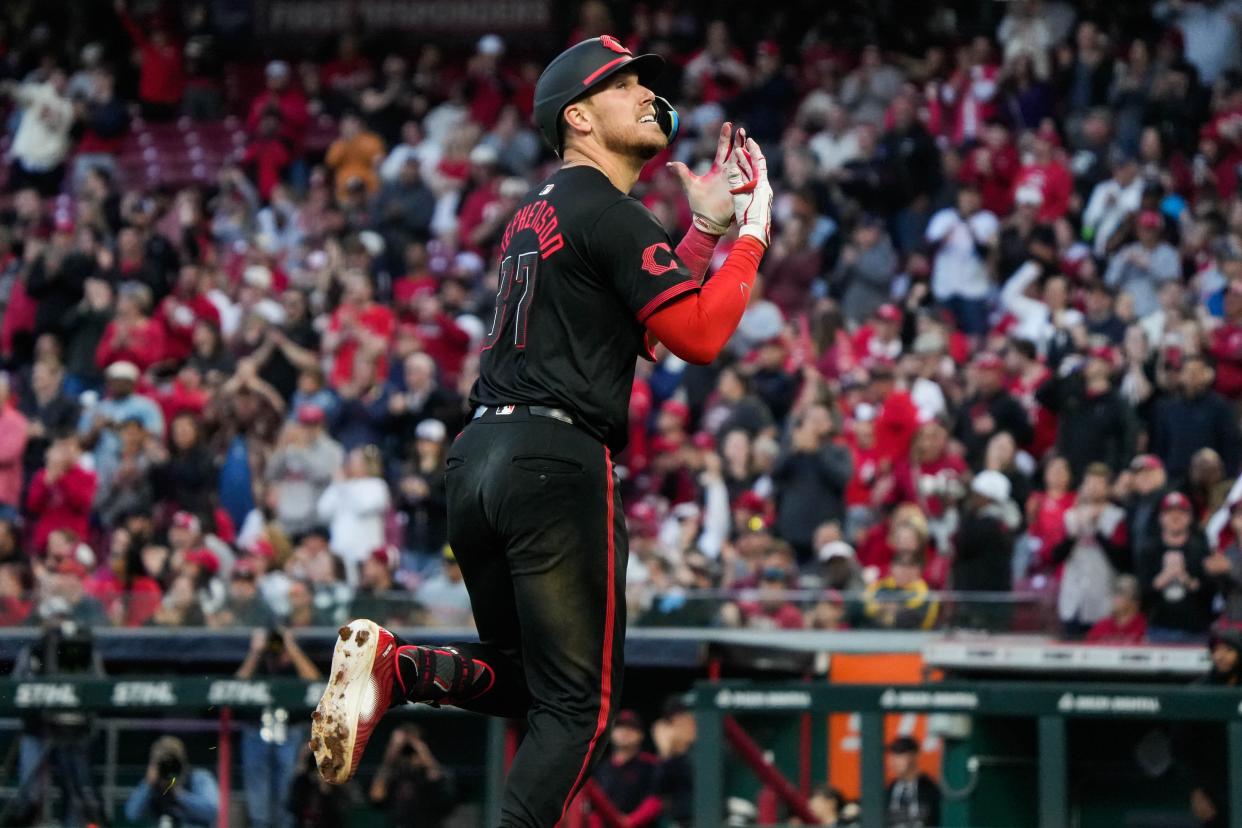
288, 740, 357, 827
369, 724, 457, 828
236, 626, 321, 828
124, 735, 219, 827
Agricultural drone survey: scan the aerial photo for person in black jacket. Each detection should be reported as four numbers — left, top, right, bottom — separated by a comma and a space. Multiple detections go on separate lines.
772, 402, 852, 563
878, 95, 942, 212
1136, 492, 1215, 643
150, 412, 217, 518
954, 352, 1032, 467
1152, 354, 1242, 484
952, 471, 1016, 631
1118, 453, 1169, 563
1174, 621, 1242, 828
368, 725, 456, 828
885, 736, 940, 827
24, 228, 94, 344
1036, 346, 1136, 478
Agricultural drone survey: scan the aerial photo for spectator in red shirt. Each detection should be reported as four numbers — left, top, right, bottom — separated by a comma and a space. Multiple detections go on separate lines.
156, 264, 222, 365
1086, 574, 1148, 644
26, 434, 97, 554
324, 272, 395, 390
886, 418, 969, 523
115, 0, 184, 121
243, 112, 293, 202
464, 35, 512, 129
87, 527, 163, 627
682, 20, 751, 105
247, 61, 310, 156
1023, 456, 1076, 579
1013, 131, 1072, 222
456, 145, 504, 255
321, 33, 373, 114
96, 282, 165, 373
0, 374, 28, 512
1209, 280, 1242, 400
0, 562, 32, 626
405, 292, 470, 388
960, 120, 1019, 216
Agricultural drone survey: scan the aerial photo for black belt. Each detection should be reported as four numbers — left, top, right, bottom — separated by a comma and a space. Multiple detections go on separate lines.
472, 404, 576, 426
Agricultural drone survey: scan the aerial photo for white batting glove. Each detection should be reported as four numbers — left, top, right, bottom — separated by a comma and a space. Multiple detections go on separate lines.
725, 128, 773, 247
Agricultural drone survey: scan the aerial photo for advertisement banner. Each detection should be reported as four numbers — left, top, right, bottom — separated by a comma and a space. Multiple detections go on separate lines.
256, 0, 552, 36
827, 653, 942, 800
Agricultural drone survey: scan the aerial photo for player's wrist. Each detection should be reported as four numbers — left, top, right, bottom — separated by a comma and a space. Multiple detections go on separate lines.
692, 213, 731, 236
737, 226, 770, 249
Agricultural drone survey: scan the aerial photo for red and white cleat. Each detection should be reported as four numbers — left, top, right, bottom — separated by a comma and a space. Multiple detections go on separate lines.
310, 619, 396, 784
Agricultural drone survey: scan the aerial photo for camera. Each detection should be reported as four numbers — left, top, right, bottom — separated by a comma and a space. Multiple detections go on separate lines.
30, 621, 95, 676
156, 753, 184, 788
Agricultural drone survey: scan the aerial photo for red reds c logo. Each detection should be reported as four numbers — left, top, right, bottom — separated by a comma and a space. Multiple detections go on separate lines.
599, 35, 632, 56
641, 242, 678, 276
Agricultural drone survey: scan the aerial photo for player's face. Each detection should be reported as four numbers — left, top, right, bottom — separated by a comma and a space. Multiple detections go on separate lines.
582, 72, 666, 160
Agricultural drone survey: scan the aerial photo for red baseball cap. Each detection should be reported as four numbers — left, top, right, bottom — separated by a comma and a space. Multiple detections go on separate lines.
660, 399, 690, 423
171, 511, 201, 534
1138, 210, 1162, 230
1130, 454, 1164, 472
1160, 491, 1192, 512
185, 548, 220, 575
57, 559, 89, 578
626, 501, 661, 537
296, 404, 325, 426
614, 709, 645, 731
732, 491, 768, 513
370, 546, 396, 568
1087, 345, 1117, 364
875, 304, 902, 323
650, 435, 684, 455
691, 431, 716, 451
249, 537, 276, 559
973, 352, 1004, 371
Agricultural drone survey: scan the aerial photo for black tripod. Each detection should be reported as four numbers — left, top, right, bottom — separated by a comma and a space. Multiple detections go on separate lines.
0, 724, 109, 827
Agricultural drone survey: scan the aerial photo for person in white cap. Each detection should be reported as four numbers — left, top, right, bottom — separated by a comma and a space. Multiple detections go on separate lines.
816, 540, 864, 595
397, 419, 451, 565
247, 59, 310, 157
80, 361, 165, 478
458, 144, 505, 254
953, 470, 1017, 630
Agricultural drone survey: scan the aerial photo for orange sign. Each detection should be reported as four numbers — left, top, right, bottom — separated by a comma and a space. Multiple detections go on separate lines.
826, 653, 942, 799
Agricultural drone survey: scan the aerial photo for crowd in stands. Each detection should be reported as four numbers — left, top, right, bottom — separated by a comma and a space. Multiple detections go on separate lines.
6, 0, 1242, 643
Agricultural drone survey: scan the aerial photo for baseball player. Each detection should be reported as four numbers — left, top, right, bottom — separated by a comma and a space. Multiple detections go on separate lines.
310, 35, 772, 828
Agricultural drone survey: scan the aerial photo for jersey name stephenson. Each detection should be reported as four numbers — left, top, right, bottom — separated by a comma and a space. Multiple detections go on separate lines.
471, 166, 699, 452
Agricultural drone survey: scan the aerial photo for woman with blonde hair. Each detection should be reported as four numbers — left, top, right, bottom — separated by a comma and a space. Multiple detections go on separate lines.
316, 444, 391, 584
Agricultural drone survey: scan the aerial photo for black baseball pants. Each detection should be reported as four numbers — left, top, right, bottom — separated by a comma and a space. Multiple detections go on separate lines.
440, 406, 627, 828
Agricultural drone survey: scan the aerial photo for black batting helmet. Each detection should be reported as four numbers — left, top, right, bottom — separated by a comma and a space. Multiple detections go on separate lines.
533, 35, 678, 156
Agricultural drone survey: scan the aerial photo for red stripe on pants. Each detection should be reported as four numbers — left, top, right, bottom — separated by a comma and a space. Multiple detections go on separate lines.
559, 447, 616, 821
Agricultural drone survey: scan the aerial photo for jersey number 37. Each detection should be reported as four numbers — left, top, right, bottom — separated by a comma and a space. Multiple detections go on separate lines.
482, 251, 539, 351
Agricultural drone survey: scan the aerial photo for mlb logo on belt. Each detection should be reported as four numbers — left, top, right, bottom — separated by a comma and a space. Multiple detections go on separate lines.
496, 405, 516, 415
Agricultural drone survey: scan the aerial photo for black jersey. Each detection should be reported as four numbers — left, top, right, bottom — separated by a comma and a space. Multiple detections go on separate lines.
470, 165, 700, 452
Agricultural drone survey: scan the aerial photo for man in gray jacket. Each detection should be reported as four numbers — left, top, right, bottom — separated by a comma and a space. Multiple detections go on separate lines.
266, 404, 344, 535
834, 214, 898, 324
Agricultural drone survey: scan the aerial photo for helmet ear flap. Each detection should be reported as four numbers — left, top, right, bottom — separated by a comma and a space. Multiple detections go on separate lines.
653, 96, 679, 145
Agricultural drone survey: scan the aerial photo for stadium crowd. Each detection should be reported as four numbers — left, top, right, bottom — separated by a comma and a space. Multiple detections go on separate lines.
4, 0, 1242, 646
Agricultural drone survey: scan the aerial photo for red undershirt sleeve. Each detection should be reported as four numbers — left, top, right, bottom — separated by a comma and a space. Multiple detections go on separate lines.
644, 235, 765, 365
675, 225, 720, 283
